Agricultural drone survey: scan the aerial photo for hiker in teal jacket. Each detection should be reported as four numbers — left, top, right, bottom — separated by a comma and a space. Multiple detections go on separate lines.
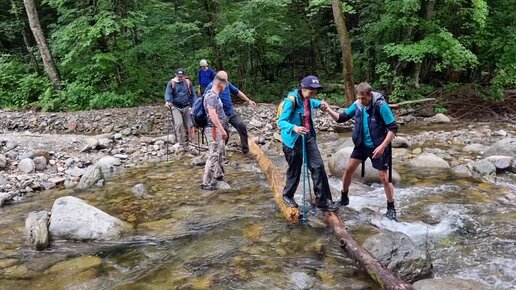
277, 75, 339, 212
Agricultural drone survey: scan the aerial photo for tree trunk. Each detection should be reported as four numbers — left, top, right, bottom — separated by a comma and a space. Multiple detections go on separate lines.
202, 0, 223, 70
23, 0, 61, 90
414, 0, 436, 88
331, 0, 354, 106
11, 0, 40, 74
249, 138, 413, 289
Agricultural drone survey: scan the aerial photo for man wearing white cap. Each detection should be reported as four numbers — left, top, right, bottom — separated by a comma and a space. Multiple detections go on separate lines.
198, 59, 216, 95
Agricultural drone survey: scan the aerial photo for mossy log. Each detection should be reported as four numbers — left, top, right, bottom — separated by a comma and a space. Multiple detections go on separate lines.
249, 138, 412, 290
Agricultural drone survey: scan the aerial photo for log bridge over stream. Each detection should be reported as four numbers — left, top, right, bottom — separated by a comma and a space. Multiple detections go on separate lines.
248, 138, 413, 290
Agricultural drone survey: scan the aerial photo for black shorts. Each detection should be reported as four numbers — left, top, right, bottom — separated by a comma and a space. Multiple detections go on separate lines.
350, 145, 390, 171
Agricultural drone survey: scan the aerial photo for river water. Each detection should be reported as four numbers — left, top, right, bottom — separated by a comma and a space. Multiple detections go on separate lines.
0, 128, 515, 289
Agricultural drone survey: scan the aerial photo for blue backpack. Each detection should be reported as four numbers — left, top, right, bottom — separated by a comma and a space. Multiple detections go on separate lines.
190, 95, 208, 128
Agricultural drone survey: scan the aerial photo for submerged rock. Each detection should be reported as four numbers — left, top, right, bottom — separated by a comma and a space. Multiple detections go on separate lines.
451, 165, 472, 179
49, 196, 130, 241
413, 278, 493, 290
25, 211, 50, 250
363, 230, 432, 283
77, 164, 104, 189
290, 272, 315, 289
132, 183, 148, 198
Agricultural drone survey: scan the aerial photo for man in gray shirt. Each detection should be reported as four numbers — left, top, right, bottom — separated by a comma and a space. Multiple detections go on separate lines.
201, 71, 229, 190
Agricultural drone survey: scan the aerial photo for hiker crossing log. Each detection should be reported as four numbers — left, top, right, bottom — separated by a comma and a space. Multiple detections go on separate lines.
249, 138, 412, 290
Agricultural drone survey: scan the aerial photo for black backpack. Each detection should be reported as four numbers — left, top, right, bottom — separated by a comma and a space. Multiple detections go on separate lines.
189, 94, 208, 128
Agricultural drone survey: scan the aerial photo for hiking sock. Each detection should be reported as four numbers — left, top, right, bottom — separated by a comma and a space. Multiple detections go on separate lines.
387, 201, 395, 210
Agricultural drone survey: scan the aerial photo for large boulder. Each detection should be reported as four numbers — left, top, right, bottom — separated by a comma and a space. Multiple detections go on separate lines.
470, 159, 496, 180
413, 278, 493, 290
483, 138, 516, 158
409, 153, 450, 169
49, 196, 130, 241
18, 158, 35, 173
25, 211, 50, 250
328, 147, 401, 185
485, 155, 514, 171
363, 230, 432, 283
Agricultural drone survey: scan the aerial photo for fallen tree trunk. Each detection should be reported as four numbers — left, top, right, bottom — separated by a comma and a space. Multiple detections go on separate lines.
248, 139, 301, 223
388, 98, 436, 108
249, 138, 412, 290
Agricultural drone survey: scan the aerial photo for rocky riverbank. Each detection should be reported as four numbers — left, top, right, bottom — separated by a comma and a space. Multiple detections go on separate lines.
1, 104, 515, 207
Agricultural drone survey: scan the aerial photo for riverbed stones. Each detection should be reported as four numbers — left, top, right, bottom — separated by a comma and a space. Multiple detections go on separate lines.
328, 147, 401, 184
0, 192, 11, 206
33, 156, 47, 171
0, 154, 7, 169
392, 136, 409, 148
409, 153, 450, 169
462, 143, 488, 153
451, 165, 472, 178
65, 167, 86, 177
470, 159, 496, 180
290, 272, 316, 289
18, 158, 35, 173
432, 113, 451, 123
216, 181, 231, 190
25, 211, 50, 250
483, 138, 516, 158
132, 183, 148, 198
192, 155, 206, 166
77, 164, 104, 189
81, 137, 99, 152
412, 278, 493, 290
49, 196, 130, 241
363, 230, 432, 283
485, 155, 514, 171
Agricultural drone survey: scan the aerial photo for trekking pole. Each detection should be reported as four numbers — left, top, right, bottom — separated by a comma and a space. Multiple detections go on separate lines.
168, 106, 178, 144
299, 113, 308, 223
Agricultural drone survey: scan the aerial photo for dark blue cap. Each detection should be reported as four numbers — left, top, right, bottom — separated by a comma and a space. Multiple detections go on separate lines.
301, 75, 323, 90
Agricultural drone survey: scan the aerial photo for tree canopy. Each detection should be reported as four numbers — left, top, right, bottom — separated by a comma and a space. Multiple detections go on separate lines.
0, 0, 514, 110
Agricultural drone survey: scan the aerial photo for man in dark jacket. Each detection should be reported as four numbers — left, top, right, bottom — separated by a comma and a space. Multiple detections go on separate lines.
164, 68, 197, 151
323, 82, 399, 221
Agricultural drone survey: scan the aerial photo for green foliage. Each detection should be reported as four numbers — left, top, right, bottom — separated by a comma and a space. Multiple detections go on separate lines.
0, 55, 50, 108
0, 0, 514, 111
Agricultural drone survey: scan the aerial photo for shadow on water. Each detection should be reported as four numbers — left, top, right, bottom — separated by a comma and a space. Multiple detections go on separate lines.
0, 154, 379, 290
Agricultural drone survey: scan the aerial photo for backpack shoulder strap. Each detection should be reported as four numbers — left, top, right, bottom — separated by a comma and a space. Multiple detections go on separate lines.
185, 79, 192, 96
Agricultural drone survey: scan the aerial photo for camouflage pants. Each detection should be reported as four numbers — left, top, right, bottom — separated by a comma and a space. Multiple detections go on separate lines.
202, 127, 225, 185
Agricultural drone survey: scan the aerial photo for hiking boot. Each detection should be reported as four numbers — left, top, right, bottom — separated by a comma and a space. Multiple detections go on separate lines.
201, 184, 216, 191
339, 190, 349, 206
316, 199, 340, 212
383, 207, 398, 221
283, 196, 299, 208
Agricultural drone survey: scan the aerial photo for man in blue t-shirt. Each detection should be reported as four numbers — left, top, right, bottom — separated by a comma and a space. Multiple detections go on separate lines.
323, 82, 399, 221
198, 59, 216, 95
204, 75, 256, 155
